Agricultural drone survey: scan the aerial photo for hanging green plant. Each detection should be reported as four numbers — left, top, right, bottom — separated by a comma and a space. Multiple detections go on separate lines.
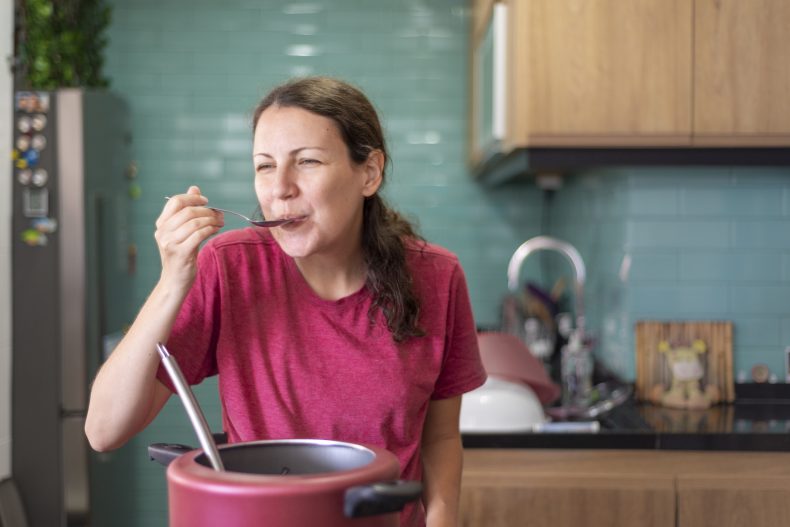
17, 0, 112, 89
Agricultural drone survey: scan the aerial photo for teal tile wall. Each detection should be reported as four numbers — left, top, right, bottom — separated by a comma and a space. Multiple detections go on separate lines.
93, 1, 543, 525
548, 167, 790, 384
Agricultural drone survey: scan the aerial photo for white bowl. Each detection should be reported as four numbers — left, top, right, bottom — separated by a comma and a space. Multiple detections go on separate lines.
460, 376, 546, 433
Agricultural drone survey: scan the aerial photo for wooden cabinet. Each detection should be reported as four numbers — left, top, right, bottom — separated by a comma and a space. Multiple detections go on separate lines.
469, 0, 693, 160
679, 475, 790, 527
693, 0, 790, 145
508, 0, 693, 147
469, 0, 790, 167
461, 473, 675, 526
461, 449, 790, 527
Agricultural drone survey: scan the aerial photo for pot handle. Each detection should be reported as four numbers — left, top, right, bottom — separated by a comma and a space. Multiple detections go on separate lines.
148, 435, 226, 467
344, 480, 423, 518
148, 443, 193, 467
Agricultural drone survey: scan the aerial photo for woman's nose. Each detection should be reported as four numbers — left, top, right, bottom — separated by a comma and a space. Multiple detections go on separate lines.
271, 164, 298, 200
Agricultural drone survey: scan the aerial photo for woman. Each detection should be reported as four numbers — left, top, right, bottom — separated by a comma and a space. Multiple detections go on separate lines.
85, 77, 486, 526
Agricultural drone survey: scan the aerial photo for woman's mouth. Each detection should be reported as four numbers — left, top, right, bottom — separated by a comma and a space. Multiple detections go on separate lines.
277, 215, 308, 228
280, 214, 307, 222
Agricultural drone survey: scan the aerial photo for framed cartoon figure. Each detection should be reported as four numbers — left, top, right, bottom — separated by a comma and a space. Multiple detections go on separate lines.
635, 321, 734, 408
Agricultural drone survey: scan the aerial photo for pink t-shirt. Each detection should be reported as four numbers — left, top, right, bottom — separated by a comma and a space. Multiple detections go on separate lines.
158, 228, 486, 526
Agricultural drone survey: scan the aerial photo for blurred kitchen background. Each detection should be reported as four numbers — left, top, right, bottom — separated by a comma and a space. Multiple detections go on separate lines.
3, 0, 790, 526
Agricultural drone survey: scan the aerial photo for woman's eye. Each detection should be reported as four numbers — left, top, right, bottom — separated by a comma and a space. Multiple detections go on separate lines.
299, 158, 320, 166
256, 163, 274, 171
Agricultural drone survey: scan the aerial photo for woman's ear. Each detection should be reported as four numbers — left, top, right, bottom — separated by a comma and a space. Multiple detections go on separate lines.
361, 150, 384, 197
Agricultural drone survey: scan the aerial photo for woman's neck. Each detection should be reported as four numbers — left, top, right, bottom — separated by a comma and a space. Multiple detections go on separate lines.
294, 247, 367, 301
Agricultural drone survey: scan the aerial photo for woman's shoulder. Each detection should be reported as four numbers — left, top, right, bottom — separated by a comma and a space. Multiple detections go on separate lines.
198, 228, 279, 268
404, 238, 461, 273
197, 228, 281, 279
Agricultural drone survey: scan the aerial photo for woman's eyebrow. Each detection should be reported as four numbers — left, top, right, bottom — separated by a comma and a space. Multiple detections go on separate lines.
253, 146, 327, 157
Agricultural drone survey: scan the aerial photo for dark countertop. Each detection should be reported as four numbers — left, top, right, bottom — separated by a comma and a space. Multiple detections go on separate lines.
462, 385, 790, 452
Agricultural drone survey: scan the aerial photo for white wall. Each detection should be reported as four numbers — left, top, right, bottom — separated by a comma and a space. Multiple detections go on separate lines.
0, 0, 13, 480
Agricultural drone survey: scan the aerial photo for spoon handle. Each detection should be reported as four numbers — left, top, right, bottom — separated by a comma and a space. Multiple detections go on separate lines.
201, 206, 250, 222
164, 196, 290, 227
164, 197, 251, 221
156, 342, 225, 471
163, 197, 243, 216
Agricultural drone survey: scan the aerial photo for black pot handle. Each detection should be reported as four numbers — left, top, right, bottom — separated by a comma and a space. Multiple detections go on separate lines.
344, 480, 423, 518
148, 443, 193, 467
148, 435, 226, 467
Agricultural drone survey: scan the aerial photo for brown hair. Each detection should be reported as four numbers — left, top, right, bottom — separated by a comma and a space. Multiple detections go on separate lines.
252, 77, 425, 342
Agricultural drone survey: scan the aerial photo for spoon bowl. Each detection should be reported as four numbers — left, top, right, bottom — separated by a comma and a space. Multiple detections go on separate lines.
207, 206, 296, 228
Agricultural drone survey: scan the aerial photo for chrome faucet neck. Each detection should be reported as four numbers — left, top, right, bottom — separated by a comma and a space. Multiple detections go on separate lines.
506, 236, 586, 334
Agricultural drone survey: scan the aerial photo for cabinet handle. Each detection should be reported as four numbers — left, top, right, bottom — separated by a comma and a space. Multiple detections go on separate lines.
492, 2, 508, 141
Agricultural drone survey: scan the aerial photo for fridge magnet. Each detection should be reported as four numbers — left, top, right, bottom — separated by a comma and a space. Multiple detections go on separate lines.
31, 217, 57, 234
635, 321, 734, 407
20, 229, 47, 246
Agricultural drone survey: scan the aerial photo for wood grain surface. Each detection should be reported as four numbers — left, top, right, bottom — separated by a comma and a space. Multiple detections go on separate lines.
693, 0, 790, 144
461, 449, 790, 527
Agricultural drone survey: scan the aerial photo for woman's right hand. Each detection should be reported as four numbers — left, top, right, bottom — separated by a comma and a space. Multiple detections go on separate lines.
154, 185, 224, 291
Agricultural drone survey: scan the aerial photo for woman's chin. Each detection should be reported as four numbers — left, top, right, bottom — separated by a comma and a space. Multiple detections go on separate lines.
272, 234, 312, 259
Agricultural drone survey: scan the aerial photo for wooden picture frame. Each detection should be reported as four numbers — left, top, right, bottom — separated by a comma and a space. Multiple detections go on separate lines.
635, 321, 734, 404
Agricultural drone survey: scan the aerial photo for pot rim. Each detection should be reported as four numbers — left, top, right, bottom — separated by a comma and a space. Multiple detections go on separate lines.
214, 438, 376, 455
166, 438, 401, 495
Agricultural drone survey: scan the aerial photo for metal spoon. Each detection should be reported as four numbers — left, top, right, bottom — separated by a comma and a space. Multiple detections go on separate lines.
156, 342, 225, 471
164, 196, 296, 228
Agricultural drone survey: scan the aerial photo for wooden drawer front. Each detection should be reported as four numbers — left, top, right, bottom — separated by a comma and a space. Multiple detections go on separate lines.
461, 473, 676, 527
678, 476, 790, 527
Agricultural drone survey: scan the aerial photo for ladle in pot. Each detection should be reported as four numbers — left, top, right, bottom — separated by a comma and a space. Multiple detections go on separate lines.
156, 342, 225, 471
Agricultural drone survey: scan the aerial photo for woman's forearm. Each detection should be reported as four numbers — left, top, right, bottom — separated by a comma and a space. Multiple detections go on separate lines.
84, 281, 186, 451
422, 433, 463, 527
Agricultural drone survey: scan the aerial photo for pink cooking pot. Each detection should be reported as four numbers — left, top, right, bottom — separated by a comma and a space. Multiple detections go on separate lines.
149, 439, 422, 527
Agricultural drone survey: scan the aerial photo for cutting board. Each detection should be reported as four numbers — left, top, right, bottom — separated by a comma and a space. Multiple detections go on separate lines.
635, 321, 734, 403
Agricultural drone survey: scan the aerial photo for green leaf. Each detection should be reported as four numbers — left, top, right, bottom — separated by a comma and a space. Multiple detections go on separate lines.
20, 0, 113, 88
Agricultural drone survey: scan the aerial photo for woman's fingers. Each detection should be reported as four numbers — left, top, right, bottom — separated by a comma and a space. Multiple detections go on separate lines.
156, 185, 223, 244
158, 215, 223, 251
154, 187, 224, 268
162, 203, 221, 233
181, 224, 223, 254
156, 187, 208, 228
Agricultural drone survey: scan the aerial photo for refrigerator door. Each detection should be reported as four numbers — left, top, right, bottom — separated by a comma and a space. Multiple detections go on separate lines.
12, 89, 65, 527
12, 89, 134, 527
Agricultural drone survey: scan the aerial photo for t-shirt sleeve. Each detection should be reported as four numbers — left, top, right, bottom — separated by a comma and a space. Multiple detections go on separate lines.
431, 262, 487, 400
156, 242, 221, 392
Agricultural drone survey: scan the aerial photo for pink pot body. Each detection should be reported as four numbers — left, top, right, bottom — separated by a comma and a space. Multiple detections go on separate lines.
166, 440, 402, 527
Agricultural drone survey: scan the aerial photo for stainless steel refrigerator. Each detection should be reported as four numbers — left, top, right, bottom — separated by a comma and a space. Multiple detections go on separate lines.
12, 89, 136, 527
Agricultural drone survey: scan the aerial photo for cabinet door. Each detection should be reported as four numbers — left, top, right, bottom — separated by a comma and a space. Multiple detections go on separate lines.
512, 0, 692, 146
469, 0, 508, 168
693, 0, 790, 145
678, 476, 790, 527
460, 473, 676, 527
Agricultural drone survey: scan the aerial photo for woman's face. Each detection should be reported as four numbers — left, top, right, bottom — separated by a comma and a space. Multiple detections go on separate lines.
252, 105, 382, 261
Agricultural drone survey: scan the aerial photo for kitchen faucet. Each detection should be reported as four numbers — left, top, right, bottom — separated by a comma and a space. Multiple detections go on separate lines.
506, 236, 586, 338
